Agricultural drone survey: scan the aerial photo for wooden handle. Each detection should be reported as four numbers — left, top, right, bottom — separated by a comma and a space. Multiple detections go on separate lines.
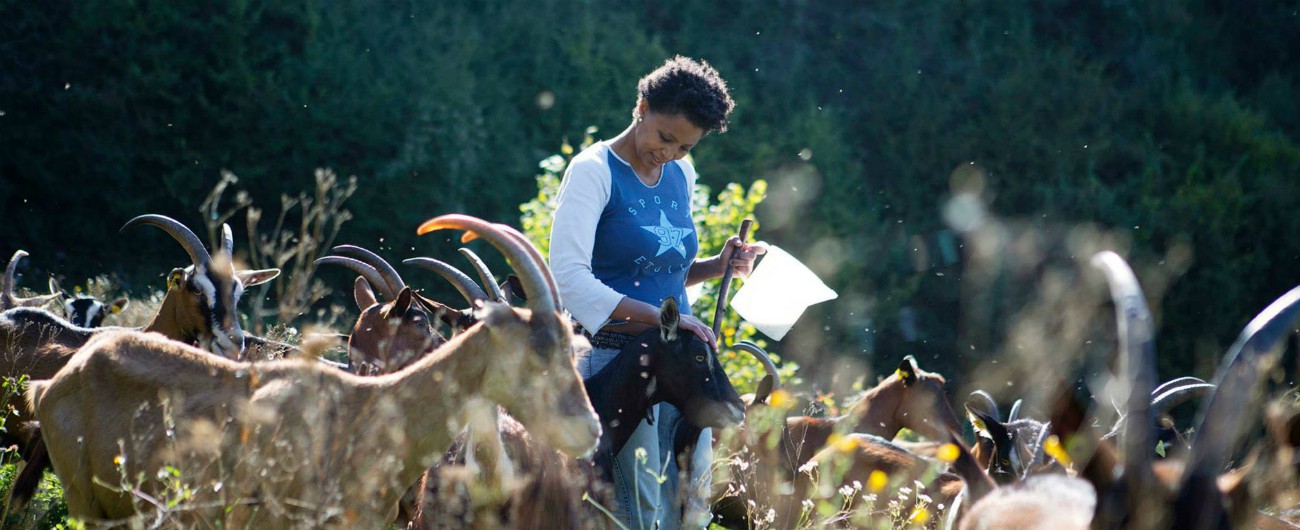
711, 219, 754, 340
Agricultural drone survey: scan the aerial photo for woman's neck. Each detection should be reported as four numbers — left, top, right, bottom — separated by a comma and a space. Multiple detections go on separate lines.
609, 124, 661, 185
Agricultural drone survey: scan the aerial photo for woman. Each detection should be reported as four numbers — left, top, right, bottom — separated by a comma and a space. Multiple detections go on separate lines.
550, 56, 764, 529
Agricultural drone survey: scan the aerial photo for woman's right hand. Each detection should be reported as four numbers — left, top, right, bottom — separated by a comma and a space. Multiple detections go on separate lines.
676, 313, 717, 351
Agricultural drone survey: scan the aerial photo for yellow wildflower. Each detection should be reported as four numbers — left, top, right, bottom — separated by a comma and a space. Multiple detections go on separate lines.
868, 470, 888, 493
936, 443, 961, 463
909, 506, 931, 525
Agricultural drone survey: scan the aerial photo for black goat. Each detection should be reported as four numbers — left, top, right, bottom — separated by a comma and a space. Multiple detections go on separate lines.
410, 295, 746, 529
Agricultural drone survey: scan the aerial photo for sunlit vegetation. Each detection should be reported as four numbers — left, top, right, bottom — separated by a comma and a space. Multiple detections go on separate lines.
2, 1, 1298, 528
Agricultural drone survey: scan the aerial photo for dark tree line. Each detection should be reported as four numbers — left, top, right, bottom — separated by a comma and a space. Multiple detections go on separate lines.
2, 0, 1297, 386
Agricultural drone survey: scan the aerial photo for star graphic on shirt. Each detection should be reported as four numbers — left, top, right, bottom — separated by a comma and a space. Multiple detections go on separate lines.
641, 210, 693, 258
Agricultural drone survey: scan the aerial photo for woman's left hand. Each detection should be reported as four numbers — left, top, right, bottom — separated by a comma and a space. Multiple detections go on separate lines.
720, 237, 767, 278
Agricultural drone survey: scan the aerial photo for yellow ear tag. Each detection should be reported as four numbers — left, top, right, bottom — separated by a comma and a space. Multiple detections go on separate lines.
167, 271, 184, 290
1044, 435, 1072, 466
895, 368, 906, 380
768, 388, 791, 409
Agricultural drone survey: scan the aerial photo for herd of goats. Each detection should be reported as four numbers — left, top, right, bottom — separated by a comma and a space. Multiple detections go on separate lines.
0, 212, 1298, 529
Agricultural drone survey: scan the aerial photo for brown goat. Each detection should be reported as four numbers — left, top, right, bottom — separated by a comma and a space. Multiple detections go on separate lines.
2, 216, 282, 511
27, 215, 601, 529
1, 218, 277, 446
777, 356, 963, 474
711, 355, 965, 529
316, 251, 449, 375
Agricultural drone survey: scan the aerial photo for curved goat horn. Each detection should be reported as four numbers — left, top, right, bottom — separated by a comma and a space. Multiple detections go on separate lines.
1150, 381, 1215, 415
493, 223, 562, 309
1152, 376, 1208, 398
1008, 399, 1024, 422
332, 245, 405, 300
458, 247, 506, 303
1183, 284, 1300, 485
732, 341, 781, 390
122, 214, 212, 266
402, 257, 489, 304
965, 390, 1002, 421
1091, 251, 1159, 496
417, 215, 555, 313
220, 223, 235, 257
2, 250, 27, 308
314, 256, 390, 301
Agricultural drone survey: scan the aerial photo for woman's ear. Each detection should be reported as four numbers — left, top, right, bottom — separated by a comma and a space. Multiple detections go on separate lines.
635, 98, 648, 121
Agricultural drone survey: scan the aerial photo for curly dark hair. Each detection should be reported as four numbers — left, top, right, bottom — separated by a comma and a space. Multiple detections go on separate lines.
637, 56, 735, 134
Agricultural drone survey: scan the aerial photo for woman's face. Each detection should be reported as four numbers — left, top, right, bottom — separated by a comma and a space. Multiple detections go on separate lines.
636, 101, 706, 169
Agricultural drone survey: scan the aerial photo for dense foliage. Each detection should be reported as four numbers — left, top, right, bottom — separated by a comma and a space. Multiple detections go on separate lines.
3, 0, 1298, 390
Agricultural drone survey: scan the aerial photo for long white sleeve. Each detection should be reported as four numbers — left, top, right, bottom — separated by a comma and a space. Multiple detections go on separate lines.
549, 148, 626, 333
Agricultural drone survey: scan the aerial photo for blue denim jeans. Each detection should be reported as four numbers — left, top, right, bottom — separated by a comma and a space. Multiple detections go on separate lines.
579, 347, 714, 530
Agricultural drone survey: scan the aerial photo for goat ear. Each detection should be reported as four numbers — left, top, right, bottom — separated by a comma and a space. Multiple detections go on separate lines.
971, 409, 1008, 441
659, 296, 680, 342
17, 293, 60, 308
167, 268, 187, 290
416, 294, 469, 330
108, 297, 129, 314
47, 277, 62, 295
754, 375, 775, 405
353, 276, 378, 309
236, 268, 280, 287
896, 355, 919, 385
384, 287, 414, 320
501, 274, 526, 303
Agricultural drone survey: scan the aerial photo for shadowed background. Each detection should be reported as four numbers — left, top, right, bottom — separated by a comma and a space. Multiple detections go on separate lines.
2, 0, 1298, 394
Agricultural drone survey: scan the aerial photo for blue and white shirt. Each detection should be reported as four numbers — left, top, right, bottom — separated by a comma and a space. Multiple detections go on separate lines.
550, 141, 699, 333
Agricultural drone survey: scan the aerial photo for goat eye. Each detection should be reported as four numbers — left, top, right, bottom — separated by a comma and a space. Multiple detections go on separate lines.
694, 355, 706, 363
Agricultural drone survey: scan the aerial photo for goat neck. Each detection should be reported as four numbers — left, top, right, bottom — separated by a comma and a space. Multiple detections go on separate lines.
377, 303, 598, 461
581, 334, 660, 459
0, 308, 98, 381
